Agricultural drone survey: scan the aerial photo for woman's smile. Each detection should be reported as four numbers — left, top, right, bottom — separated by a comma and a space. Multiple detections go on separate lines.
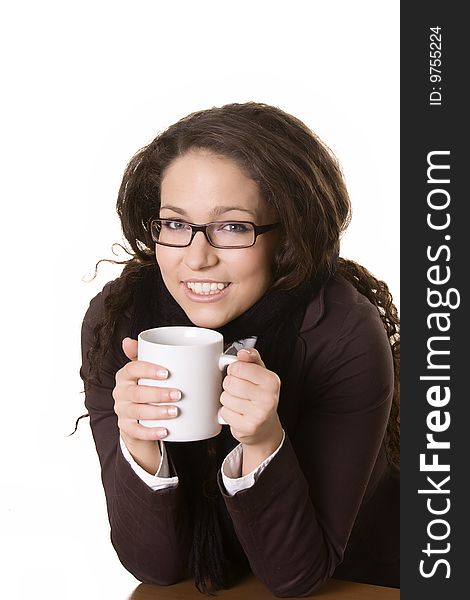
181, 280, 233, 302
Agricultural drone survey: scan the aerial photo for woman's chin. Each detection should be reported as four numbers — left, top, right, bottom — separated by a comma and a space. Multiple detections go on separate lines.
182, 301, 239, 329
186, 311, 230, 330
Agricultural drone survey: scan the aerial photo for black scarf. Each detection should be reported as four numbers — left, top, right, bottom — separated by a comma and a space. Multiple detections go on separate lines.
129, 262, 329, 593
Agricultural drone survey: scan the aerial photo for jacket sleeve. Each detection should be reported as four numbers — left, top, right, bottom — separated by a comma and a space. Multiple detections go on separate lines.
79, 284, 191, 585
218, 301, 394, 597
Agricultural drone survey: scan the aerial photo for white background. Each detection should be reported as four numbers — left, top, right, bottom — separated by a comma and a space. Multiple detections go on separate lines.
0, 1, 399, 598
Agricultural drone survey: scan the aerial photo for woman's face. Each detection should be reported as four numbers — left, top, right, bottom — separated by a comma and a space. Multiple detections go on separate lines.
156, 149, 280, 329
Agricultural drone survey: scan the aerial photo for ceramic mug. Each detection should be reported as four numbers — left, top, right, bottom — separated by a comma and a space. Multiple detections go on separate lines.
137, 326, 238, 441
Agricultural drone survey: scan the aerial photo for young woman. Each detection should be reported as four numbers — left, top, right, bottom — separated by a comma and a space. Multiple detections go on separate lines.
78, 101, 400, 596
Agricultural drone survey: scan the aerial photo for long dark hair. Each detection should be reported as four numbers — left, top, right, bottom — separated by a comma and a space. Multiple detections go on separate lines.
73, 101, 399, 591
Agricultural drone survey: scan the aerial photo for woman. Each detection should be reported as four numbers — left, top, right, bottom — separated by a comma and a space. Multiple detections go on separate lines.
77, 101, 400, 596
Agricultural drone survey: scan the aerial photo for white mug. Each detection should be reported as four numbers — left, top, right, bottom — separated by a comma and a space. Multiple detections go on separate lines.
137, 326, 238, 441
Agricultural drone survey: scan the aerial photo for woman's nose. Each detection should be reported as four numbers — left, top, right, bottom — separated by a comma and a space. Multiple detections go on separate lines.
182, 231, 218, 270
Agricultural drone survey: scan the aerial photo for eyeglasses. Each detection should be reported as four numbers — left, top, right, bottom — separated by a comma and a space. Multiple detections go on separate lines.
149, 218, 281, 249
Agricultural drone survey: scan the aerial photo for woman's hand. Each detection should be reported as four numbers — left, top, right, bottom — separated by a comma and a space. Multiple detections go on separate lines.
220, 348, 284, 474
113, 337, 181, 447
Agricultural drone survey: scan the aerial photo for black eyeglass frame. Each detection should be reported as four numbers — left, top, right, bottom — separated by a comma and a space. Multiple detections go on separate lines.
148, 218, 281, 249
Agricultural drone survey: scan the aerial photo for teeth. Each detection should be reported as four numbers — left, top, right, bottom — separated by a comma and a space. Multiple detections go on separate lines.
186, 281, 230, 295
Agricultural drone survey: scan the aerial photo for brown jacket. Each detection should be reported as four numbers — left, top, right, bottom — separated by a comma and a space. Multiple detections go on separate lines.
80, 275, 399, 596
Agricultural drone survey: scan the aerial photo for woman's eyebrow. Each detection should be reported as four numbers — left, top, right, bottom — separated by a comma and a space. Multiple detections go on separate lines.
160, 204, 257, 218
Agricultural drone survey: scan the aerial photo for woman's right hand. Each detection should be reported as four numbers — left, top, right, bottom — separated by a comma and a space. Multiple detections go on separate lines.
113, 337, 181, 447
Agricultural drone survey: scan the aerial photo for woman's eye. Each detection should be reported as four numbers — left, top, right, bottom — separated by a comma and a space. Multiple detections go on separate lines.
222, 222, 248, 233
164, 220, 187, 230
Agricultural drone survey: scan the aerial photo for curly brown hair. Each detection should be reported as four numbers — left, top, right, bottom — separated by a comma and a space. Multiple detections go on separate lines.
77, 101, 399, 467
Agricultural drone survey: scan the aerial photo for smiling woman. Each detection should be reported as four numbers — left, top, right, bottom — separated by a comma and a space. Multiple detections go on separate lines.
75, 102, 400, 596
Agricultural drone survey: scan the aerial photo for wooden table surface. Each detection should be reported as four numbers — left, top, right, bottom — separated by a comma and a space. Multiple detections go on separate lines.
128, 575, 399, 599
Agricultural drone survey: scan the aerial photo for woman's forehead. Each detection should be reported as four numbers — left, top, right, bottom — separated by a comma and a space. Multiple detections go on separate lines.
160, 151, 277, 220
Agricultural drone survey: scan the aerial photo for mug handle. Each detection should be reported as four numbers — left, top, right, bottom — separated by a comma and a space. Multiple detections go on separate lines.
217, 354, 238, 425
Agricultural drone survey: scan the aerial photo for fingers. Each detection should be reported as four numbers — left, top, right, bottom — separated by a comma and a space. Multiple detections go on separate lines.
222, 373, 260, 400
122, 337, 138, 360
226, 356, 280, 390
219, 406, 251, 433
219, 390, 252, 416
115, 395, 178, 441
130, 384, 182, 404
114, 385, 181, 441
219, 388, 282, 446
115, 358, 170, 384
122, 420, 169, 441
220, 369, 278, 420
236, 347, 266, 368
113, 383, 181, 404
114, 343, 180, 444
220, 348, 281, 444
124, 401, 180, 421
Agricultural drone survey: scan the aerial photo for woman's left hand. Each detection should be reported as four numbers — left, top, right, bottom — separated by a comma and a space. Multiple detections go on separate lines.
220, 348, 284, 453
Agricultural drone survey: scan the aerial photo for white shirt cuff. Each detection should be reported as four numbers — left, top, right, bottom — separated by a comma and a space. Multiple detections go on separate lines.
221, 430, 286, 496
119, 436, 179, 491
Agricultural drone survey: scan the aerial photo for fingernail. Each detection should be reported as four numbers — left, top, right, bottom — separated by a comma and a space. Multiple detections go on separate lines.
156, 369, 169, 378
157, 428, 168, 438
170, 390, 181, 400
239, 349, 251, 355
167, 406, 178, 417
